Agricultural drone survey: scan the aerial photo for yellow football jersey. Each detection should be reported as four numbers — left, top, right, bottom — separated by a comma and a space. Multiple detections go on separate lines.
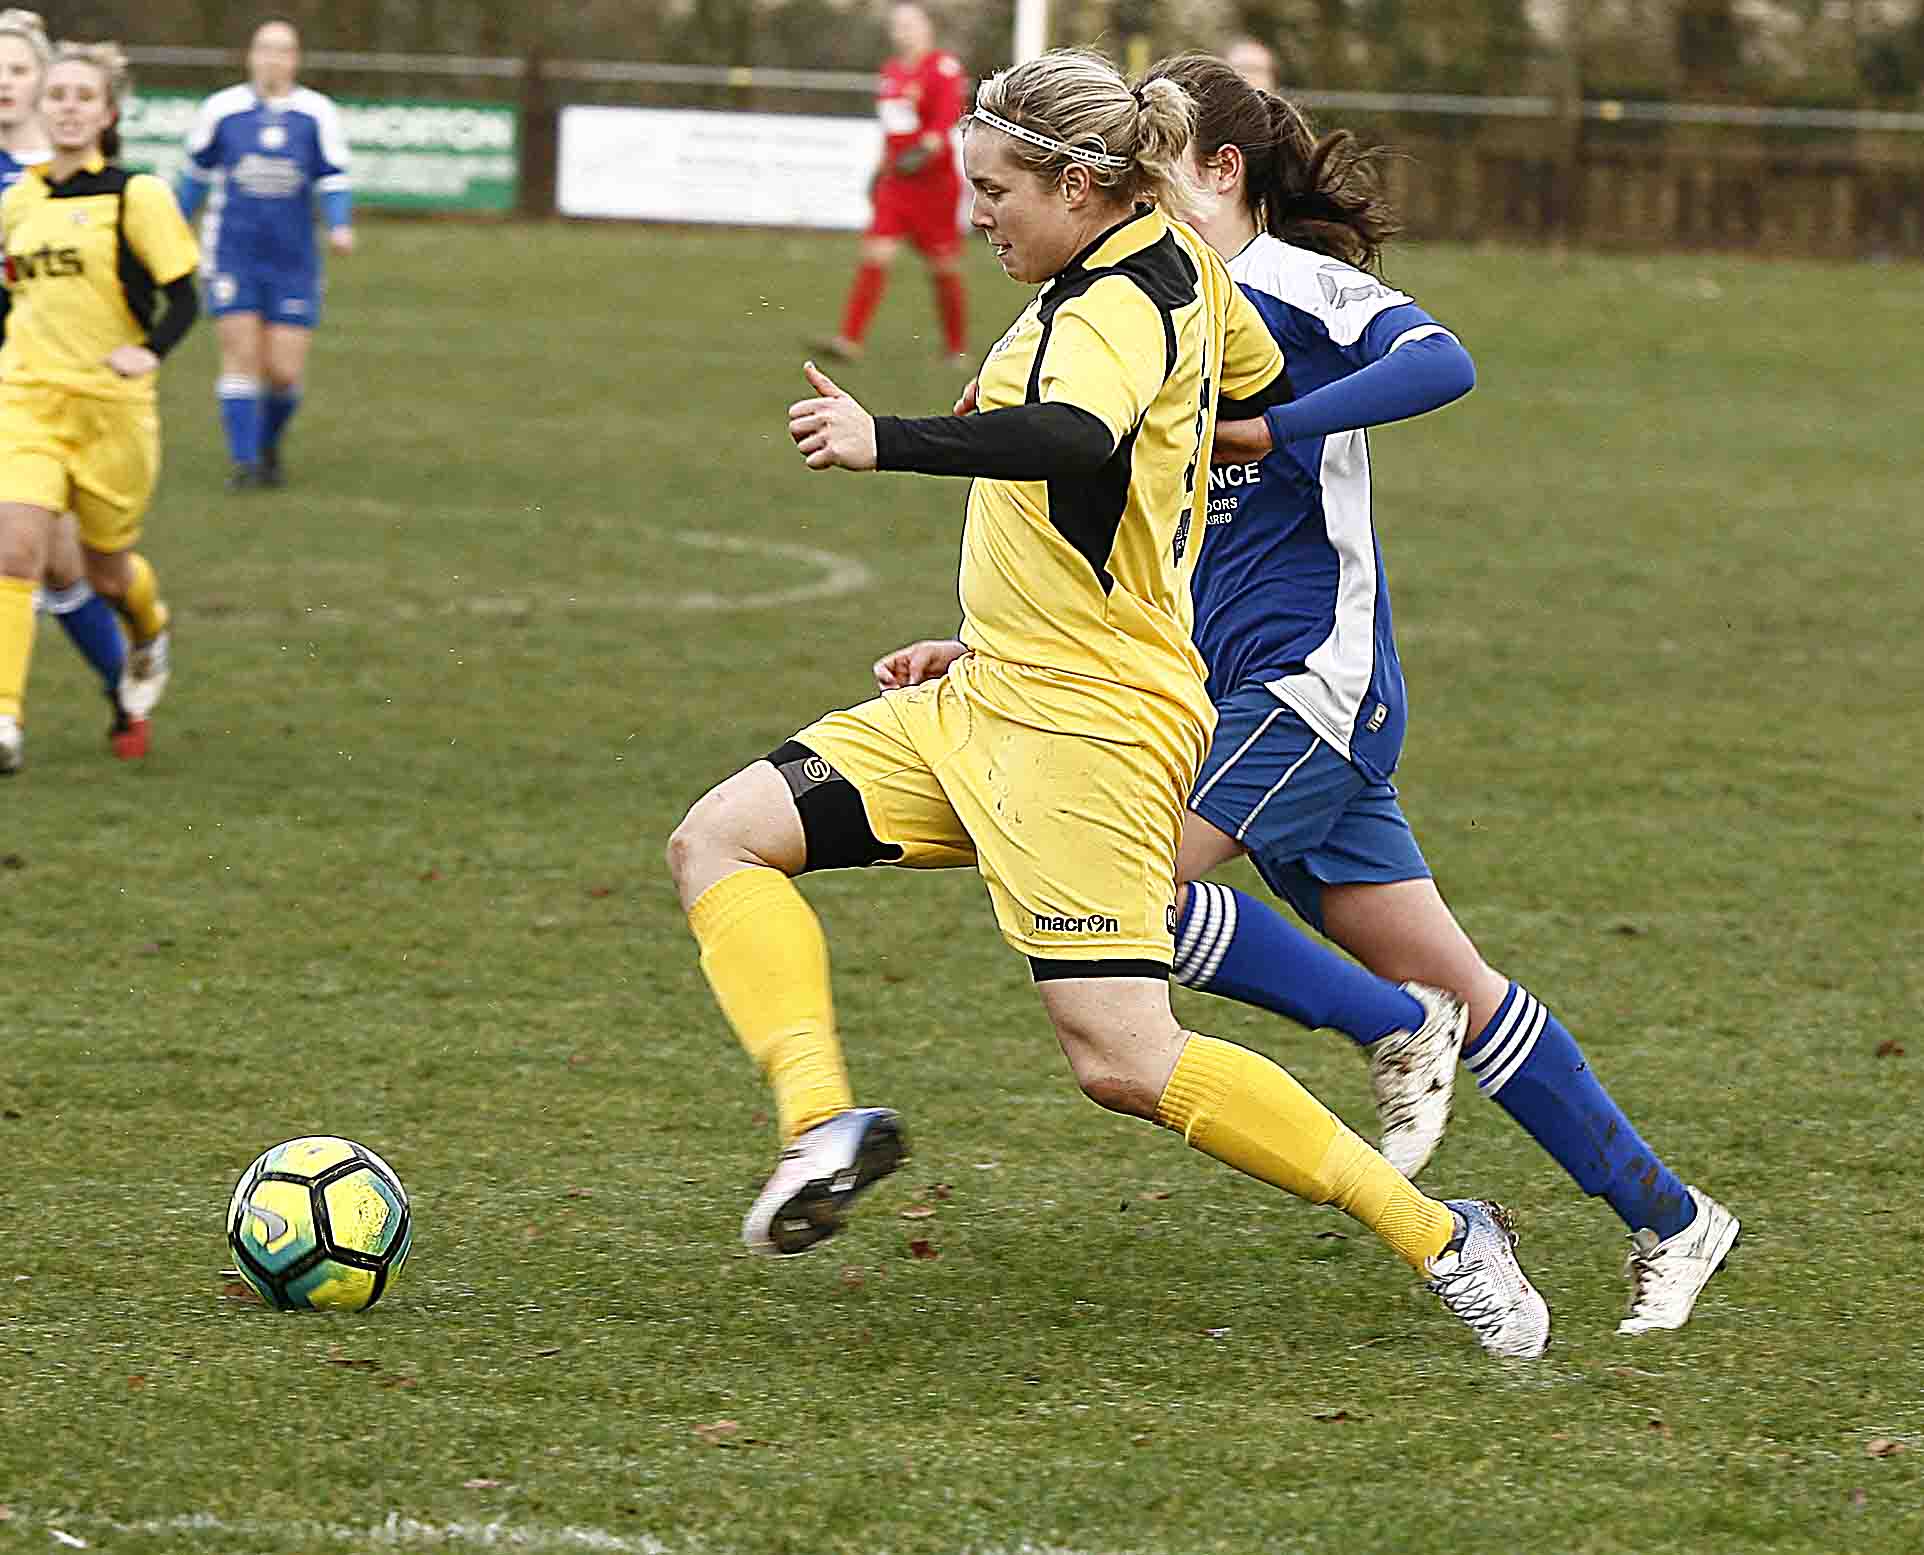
960, 205, 1285, 734
0, 155, 198, 402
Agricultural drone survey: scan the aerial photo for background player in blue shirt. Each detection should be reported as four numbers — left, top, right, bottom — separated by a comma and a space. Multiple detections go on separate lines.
1147, 53, 1737, 1335
0, 7, 145, 758
175, 17, 352, 491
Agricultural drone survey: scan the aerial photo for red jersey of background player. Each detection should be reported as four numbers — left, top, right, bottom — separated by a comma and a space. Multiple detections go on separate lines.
876, 48, 964, 185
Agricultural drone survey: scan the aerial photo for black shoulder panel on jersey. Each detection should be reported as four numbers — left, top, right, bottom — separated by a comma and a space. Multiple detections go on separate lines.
1016, 219, 1203, 595
44, 165, 132, 200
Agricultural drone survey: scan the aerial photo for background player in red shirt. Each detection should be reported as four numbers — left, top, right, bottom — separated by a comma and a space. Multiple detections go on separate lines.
817, 3, 967, 362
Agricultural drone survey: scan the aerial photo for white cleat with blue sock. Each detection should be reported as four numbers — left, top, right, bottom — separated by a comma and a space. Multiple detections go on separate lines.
742, 1106, 907, 1257
1368, 983, 1467, 1179
1617, 1186, 1739, 1335
1424, 1199, 1552, 1358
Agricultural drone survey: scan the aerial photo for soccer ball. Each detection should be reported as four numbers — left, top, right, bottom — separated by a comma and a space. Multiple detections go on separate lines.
227, 1136, 412, 1312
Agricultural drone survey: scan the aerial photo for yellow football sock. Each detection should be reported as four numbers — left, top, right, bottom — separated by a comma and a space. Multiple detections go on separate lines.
116, 552, 169, 643
1155, 1033, 1455, 1269
0, 574, 37, 723
686, 866, 853, 1144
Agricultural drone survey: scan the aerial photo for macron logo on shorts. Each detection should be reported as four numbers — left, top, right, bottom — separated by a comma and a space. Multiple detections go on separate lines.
1033, 912, 1121, 935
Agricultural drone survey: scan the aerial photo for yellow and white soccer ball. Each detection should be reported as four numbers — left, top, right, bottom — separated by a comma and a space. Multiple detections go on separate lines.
227, 1136, 412, 1312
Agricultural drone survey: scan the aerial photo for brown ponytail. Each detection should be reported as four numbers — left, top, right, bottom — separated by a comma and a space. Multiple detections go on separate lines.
1145, 52, 1401, 273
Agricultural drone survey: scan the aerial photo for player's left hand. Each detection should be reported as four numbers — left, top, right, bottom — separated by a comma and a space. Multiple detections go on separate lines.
104, 344, 159, 379
1211, 417, 1274, 464
788, 361, 877, 471
953, 377, 979, 416
328, 226, 355, 256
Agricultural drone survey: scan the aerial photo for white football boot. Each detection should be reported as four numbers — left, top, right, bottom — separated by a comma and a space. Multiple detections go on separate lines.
0, 713, 21, 775
1369, 983, 1468, 1179
1617, 1186, 1740, 1335
1424, 1199, 1552, 1358
742, 1106, 907, 1257
119, 628, 172, 720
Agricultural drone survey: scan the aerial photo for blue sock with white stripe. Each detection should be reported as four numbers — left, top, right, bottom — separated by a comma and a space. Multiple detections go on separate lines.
218, 374, 263, 466
1173, 879, 1427, 1043
44, 581, 125, 698
262, 385, 302, 452
1463, 983, 1694, 1238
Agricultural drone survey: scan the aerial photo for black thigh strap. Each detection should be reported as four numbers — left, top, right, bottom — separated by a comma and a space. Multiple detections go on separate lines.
1030, 958, 1170, 982
766, 739, 904, 874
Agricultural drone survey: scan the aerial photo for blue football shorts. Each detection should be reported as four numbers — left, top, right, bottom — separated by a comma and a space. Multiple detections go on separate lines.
1188, 683, 1430, 932
205, 264, 323, 328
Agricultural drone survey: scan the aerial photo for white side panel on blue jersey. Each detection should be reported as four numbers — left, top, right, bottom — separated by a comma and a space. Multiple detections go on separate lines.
1268, 429, 1379, 759
296, 87, 353, 188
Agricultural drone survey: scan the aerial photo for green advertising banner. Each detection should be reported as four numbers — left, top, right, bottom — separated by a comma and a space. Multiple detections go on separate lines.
121, 92, 519, 212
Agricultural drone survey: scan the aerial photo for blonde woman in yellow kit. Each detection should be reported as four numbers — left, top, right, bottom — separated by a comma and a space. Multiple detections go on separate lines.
0, 41, 199, 774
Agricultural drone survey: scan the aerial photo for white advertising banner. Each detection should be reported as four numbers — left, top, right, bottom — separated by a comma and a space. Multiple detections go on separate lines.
558, 106, 882, 229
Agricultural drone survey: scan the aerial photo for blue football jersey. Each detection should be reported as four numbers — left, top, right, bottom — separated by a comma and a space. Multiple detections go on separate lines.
1192, 235, 1455, 785
0, 145, 46, 193
182, 84, 350, 276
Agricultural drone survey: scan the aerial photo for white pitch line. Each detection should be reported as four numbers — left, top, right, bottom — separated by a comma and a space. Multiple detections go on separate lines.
170, 530, 874, 629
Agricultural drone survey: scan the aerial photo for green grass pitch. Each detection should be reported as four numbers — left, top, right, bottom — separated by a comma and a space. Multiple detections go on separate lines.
2, 221, 1921, 1553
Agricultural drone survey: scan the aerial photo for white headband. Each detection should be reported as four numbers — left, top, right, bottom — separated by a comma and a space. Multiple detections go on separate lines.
969, 105, 1129, 171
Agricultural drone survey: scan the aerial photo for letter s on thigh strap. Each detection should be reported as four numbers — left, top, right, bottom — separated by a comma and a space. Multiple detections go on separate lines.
768, 691, 976, 874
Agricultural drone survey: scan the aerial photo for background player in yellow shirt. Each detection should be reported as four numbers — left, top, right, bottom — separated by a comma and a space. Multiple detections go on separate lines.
0, 10, 151, 760
0, 41, 199, 773
667, 48, 1551, 1357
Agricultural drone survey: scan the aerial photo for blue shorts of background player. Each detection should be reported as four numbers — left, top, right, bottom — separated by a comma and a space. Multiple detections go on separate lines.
1188, 684, 1430, 933
206, 265, 323, 330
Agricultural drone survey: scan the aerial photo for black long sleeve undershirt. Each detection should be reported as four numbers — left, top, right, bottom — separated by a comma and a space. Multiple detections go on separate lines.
0, 273, 199, 358
1216, 364, 1294, 420
873, 402, 1116, 481
145, 274, 200, 359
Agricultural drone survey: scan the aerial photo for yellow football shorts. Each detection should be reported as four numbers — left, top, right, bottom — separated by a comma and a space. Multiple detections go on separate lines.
783, 652, 1210, 969
0, 383, 161, 552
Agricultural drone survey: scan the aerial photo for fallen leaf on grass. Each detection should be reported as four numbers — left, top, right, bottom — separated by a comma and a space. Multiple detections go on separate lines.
1313, 1410, 1353, 1424
419, 868, 442, 882
926, 1183, 953, 1201
1202, 1327, 1231, 1340
1, 1109, 19, 1120
380, 1375, 418, 1390
325, 1355, 378, 1370
1852, 1489, 1868, 1508
0, 1505, 11, 1520
899, 1205, 936, 1220
532, 1347, 562, 1358
1874, 1040, 1905, 1059
0, 853, 23, 870
840, 1267, 866, 1289
907, 1238, 939, 1260
128, 1375, 145, 1389
1314, 1230, 1349, 1240
219, 1281, 262, 1305
587, 885, 615, 898
693, 1421, 741, 1447
564, 1187, 593, 1200
1867, 1438, 1907, 1458
50, 1532, 87, 1549
1139, 1190, 1171, 1201
463, 1478, 505, 1489
1649, 1419, 1672, 1438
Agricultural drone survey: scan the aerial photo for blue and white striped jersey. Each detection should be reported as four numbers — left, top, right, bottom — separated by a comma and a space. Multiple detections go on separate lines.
1192, 235, 1456, 785
179, 84, 350, 276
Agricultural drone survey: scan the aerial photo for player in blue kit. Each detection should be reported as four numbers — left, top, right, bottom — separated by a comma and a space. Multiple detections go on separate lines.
174, 17, 351, 491
1147, 53, 1738, 1335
